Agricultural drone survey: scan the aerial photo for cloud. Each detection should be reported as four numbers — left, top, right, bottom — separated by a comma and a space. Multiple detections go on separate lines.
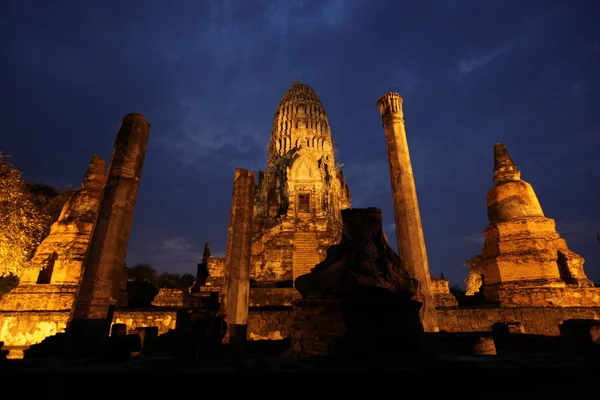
458, 47, 505, 75
342, 132, 490, 209
570, 83, 586, 98
262, 0, 356, 33
157, 80, 276, 171
457, 27, 541, 76
319, 0, 347, 28
463, 233, 485, 245
388, 68, 424, 95
150, 237, 228, 263
149, 237, 203, 264
555, 220, 600, 241
343, 158, 391, 207
385, 223, 396, 232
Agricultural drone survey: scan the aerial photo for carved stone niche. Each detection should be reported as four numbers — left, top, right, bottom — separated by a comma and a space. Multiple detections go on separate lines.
289, 208, 425, 361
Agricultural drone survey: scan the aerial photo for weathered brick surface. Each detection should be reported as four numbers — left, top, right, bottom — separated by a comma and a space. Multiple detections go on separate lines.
206, 257, 225, 280
250, 82, 351, 285
493, 286, 600, 307
431, 277, 458, 308
112, 310, 177, 335
377, 91, 438, 332
0, 311, 70, 348
223, 168, 255, 328
247, 309, 293, 340
0, 284, 78, 311
286, 298, 346, 356
437, 307, 600, 335
466, 144, 594, 301
249, 288, 301, 307
245, 306, 600, 340
72, 113, 151, 321
151, 288, 202, 308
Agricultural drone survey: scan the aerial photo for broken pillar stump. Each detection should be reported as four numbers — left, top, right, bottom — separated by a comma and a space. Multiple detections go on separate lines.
135, 327, 159, 355
68, 113, 151, 357
222, 168, 255, 358
290, 208, 425, 362
473, 336, 497, 355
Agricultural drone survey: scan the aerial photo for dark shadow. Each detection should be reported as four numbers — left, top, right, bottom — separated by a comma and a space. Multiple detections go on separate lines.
276, 280, 293, 288
125, 281, 159, 308
36, 252, 58, 284
337, 286, 424, 362
557, 251, 576, 285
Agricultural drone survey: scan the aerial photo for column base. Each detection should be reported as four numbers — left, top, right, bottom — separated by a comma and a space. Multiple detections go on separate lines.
228, 324, 247, 358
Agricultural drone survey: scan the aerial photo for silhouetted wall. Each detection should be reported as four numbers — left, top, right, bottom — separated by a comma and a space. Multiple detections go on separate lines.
437, 307, 600, 335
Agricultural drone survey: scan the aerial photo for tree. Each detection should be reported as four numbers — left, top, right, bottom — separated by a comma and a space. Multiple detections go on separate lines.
0, 153, 54, 277
127, 263, 158, 286
157, 272, 195, 291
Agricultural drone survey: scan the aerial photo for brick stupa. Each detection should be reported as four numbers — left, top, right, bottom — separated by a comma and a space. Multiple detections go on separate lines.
466, 143, 598, 307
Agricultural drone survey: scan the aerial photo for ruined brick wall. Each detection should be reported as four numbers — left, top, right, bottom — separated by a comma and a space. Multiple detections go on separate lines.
112, 310, 178, 335
492, 286, 600, 307
0, 311, 70, 349
247, 309, 293, 341
206, 258, 225, 279
431, 277, 459, 308
0, 284, 78, 311
151, 288, 202, 308
250, 288, 301, 307
245, 305, 600, 340
285, 297, 345, 356
437, 307, 600, 335
251, 231, 295, 282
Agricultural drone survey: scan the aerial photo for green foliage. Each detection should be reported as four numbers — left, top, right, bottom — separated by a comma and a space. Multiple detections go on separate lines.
127, 263, 195, 291
127, 263, 158, 286
44, 186, 75, 222
0, 153, 74, 277
0, 154, 53, 276
157, 272, 195, 290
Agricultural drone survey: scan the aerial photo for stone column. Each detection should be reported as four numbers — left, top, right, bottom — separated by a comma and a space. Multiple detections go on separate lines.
222, 168, 255, 356
69, 113, 151, 343
376, 93, 438, 332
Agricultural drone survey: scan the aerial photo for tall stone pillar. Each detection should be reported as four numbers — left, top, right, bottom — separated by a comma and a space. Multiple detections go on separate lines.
222, 168, 255, 356
69, 113, 151, 343
376, 93, 438, 332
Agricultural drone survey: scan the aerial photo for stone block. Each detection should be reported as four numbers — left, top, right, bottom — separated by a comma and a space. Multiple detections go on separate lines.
559, 319, 600, 354
111, 323, 127, 338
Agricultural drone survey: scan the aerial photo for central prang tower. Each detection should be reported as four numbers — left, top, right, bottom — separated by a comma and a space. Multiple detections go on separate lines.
251, 81, 351, 286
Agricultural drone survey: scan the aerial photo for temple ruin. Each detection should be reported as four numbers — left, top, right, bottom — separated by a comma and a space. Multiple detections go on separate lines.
196, 81, 353, 313
0, 155, 106, 353
465, 143, 599, 307
1, 82, 599, 366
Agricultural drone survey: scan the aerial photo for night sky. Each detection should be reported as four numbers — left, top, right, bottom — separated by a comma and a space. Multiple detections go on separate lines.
2, 0, 599, 287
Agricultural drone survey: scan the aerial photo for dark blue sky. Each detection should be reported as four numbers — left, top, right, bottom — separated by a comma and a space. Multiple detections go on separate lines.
2, 0, 599, 287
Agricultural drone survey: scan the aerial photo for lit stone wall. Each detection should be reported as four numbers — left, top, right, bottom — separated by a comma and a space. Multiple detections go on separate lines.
112, 310, 178, 335
0, 311, 70, 350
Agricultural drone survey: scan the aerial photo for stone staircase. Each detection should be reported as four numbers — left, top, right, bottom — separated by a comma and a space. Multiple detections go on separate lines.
292, 231, 321, 282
